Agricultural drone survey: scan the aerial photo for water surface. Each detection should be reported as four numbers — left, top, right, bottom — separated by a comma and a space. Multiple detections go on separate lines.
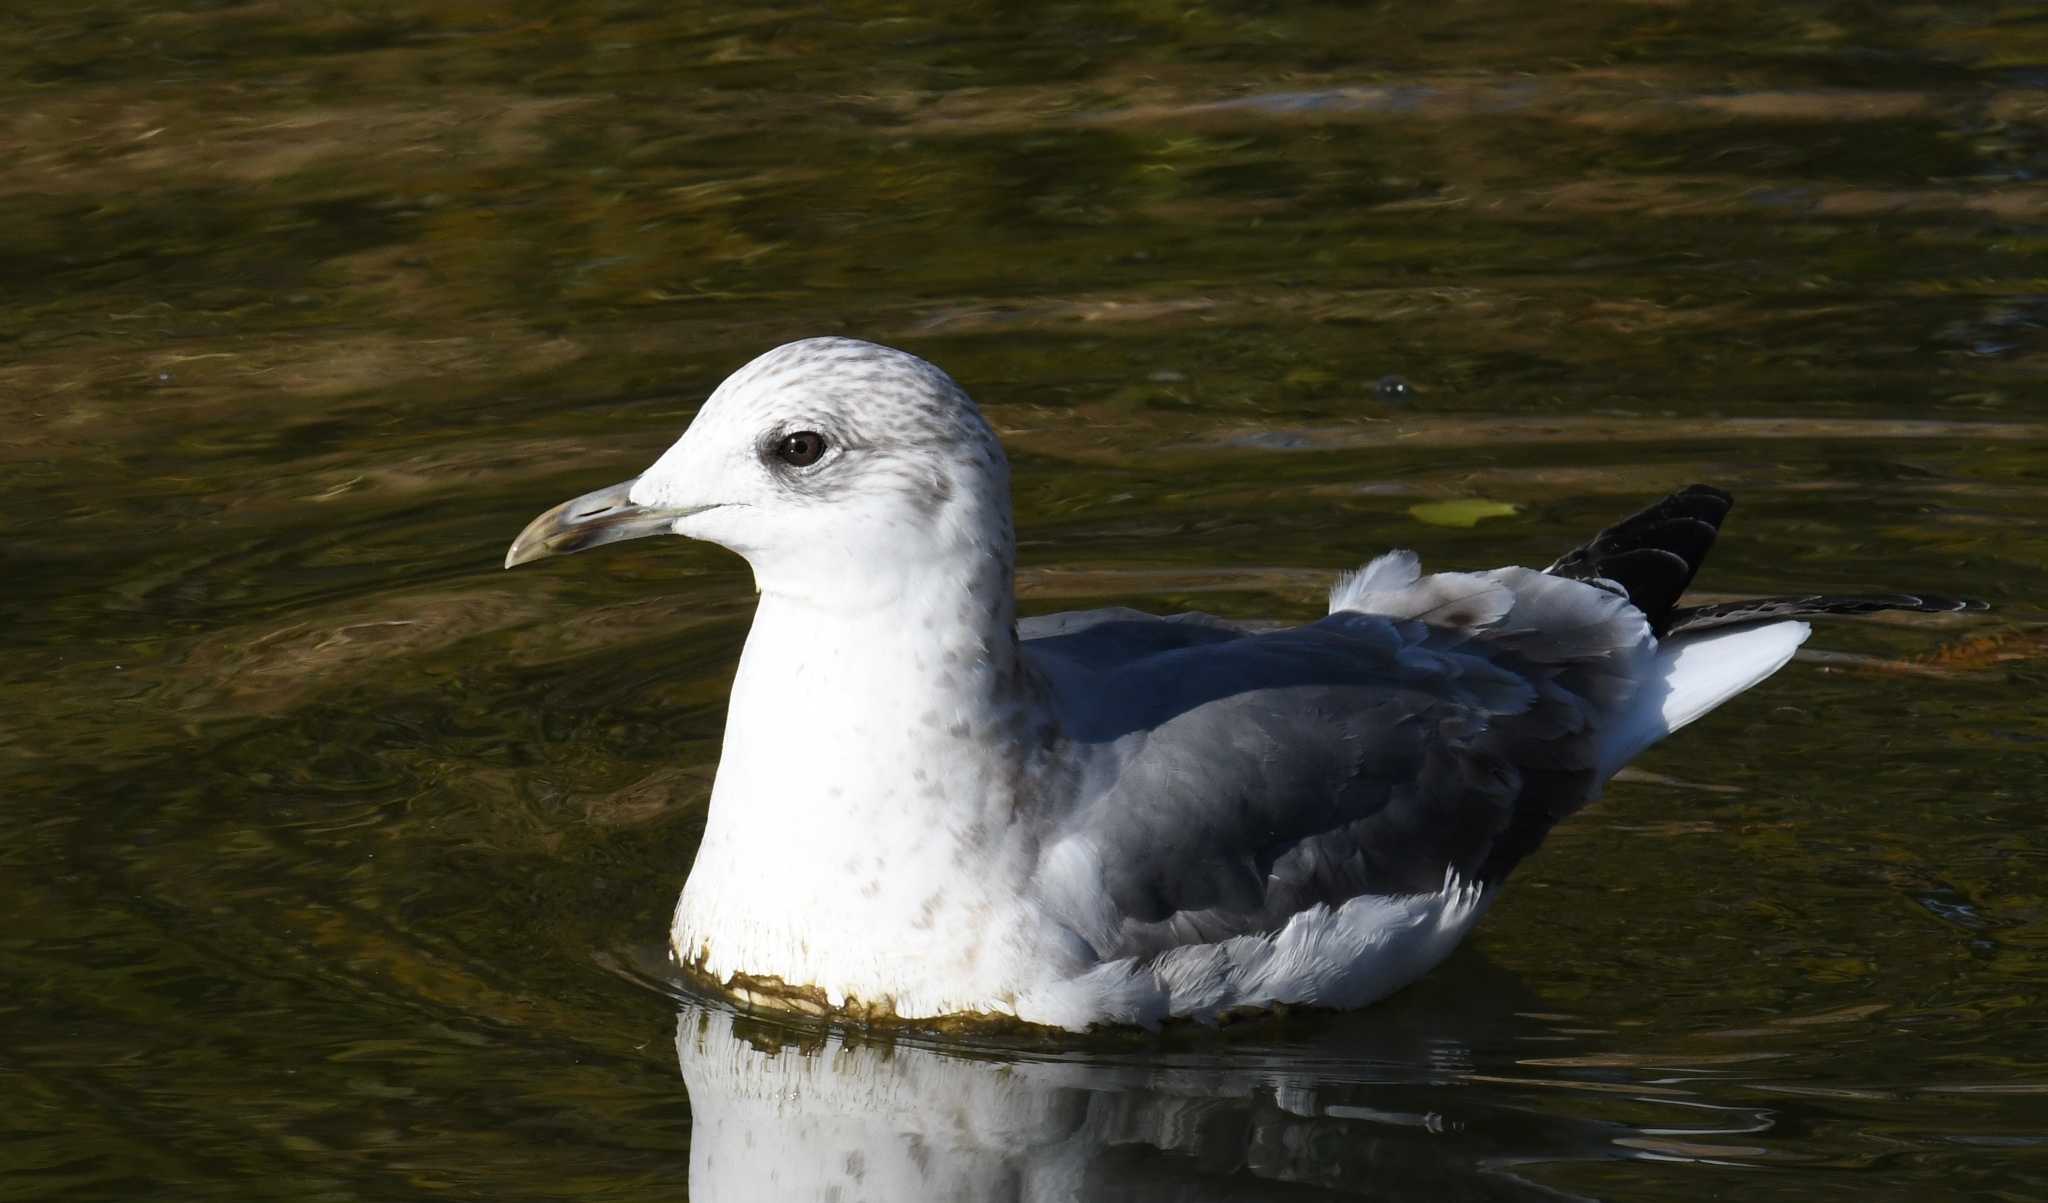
5, 3, 2047, 1199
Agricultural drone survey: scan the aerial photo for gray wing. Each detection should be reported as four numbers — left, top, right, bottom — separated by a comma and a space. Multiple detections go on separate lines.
1021, 562, 1653, 962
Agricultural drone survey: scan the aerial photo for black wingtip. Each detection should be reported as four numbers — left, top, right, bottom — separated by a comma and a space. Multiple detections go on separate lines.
1549, 486, 1989, 637
1547, 484, 1736, 635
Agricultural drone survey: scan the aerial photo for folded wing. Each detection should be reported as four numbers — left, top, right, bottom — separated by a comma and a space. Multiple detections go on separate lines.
1022, 557, 1653, 962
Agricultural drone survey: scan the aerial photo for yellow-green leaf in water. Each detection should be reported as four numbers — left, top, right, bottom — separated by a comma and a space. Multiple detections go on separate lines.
1408, 499, 1520, 528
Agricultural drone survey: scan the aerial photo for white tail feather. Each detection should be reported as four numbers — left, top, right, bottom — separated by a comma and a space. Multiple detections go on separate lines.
1599, 620, 1810, 777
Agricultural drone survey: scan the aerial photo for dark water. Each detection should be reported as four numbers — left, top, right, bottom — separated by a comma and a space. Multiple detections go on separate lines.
6, 3, 2048, 1199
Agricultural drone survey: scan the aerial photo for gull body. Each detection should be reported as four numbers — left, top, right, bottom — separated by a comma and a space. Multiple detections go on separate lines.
507, 337, 1970, 1030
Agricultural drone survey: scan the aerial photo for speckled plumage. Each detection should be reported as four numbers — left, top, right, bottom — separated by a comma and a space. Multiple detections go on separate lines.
507, 337, 1973, 1030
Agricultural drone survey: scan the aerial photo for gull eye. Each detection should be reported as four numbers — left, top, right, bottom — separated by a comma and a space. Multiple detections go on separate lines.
774, 430, 828, 467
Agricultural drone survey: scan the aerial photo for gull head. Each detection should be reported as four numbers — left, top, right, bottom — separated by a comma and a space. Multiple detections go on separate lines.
505, 337, 1012, 605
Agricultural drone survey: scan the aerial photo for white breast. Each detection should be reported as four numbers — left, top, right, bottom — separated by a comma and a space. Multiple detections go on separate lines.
671, 589, 1063, 1019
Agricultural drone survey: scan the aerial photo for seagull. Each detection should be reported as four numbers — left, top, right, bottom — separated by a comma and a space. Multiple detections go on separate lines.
506, 337, 1973, 1031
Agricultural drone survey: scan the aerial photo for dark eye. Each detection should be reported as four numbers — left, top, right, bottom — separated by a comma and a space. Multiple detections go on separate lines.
774, 430, 828, 468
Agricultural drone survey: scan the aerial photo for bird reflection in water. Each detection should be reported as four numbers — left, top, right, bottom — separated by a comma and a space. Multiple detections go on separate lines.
654, 963, 1775, 1202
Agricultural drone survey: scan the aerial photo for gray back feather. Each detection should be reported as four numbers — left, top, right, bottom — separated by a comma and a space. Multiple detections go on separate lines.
1022, 560, 1651, 963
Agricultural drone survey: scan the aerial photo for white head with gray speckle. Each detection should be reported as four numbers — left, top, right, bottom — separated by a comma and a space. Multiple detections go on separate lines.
623, 337, 1013, 608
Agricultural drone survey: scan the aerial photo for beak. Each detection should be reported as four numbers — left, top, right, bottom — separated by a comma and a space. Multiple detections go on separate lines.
504, 477, 701, 569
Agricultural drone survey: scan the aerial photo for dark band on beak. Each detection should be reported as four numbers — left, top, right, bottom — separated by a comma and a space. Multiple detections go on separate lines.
504, 477, 691, 568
